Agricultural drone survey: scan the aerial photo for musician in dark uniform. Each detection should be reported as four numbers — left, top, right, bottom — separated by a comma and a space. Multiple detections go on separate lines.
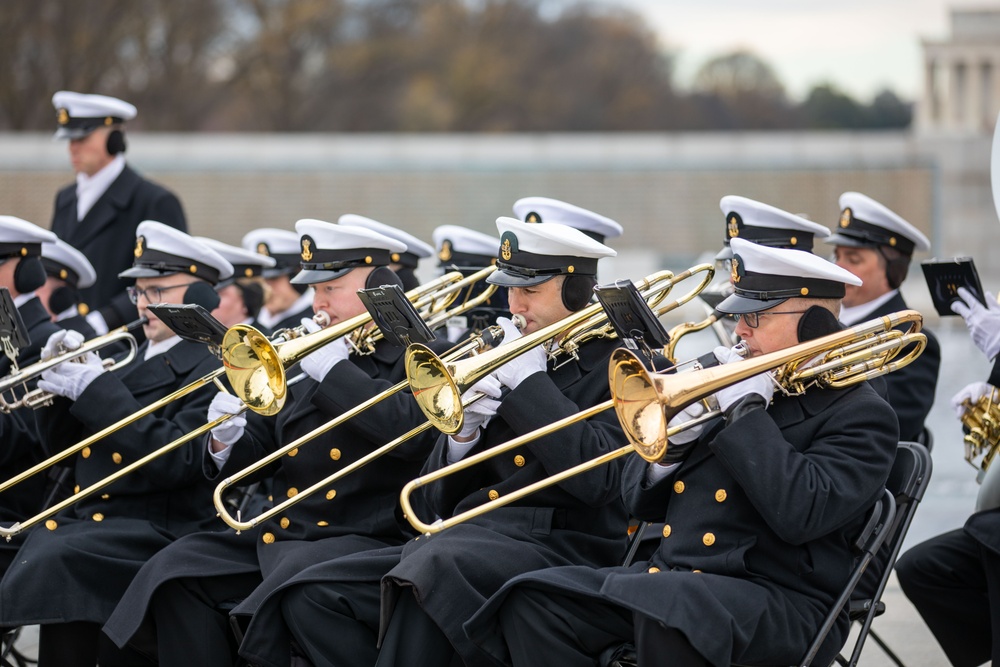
0, 221, 233, 667
827, 192, 940, 443
272, 218, 627, 667
431, 224, 505, 342
104, 220, 453, 667
467, 237, 899, 667
0, 216, 63, 566
195, 237, 276, 330
242, 228, 315, 333
339, 214, 433, 291
896, 284, 1000, 667
49, 91, 187, 336
37, 238, 98, 339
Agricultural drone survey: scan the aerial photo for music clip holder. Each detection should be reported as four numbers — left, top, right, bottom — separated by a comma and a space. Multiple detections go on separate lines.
147, 303, 229, 353
920, 256, 988, 317
0, 287, 29, 371
594, 280, 671, 367
358, 284, 436, 348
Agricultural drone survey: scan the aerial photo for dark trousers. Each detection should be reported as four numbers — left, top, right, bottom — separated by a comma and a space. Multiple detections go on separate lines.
497, 587, 709, 667
896, 527, 1000, 667
281, 579, 383, 667
374, 589, 460, 667
37, 621, 154, 667
148, 572, 261, 667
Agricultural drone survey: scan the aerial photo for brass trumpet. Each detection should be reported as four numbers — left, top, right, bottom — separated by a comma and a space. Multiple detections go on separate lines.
399, 310, 927, 535
405, 264, 716, 436
0, 322, 140, 412
0, 269, 490, 539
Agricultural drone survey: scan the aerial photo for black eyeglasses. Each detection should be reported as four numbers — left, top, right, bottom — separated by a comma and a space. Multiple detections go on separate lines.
127, 283, 199, 305
734, 310, 807, 329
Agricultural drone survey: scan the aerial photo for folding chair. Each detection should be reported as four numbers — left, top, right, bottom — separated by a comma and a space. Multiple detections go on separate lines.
831, 441, 932, 667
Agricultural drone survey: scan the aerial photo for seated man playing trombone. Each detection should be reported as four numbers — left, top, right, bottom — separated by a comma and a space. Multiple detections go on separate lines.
104, 219, 455, 667
271, 216, 629, 667
0, 220, 234, 667
466, 236, 901, 667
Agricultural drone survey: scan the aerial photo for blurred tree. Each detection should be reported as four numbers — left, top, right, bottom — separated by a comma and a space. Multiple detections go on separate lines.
692, 50, 796, 129
868, 89, 912, 128
800, 83, 867, 129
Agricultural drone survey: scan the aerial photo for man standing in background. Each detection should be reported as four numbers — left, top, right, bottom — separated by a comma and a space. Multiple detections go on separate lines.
49, 91, 187, 337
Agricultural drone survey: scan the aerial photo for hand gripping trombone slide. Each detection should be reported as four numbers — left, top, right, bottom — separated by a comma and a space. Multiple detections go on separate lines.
399, 310, 927, 535
0, 267, 495, 540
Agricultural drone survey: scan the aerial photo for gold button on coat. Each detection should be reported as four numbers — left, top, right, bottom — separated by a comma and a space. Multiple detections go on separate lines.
715, 489, 727, 502
703, 532, 716, 546
81, 447, 91, 458
45, 520, 57, 531
112, 453, 123, 464
326, 490, 337, 500
329, 449, 341, 460
488, 490, 500, 500
287, 488, 298, 498
92, 513, 104, 521
673, 481, 685, 494
648, 566, 660, 573
513, 455, 525, 467
317, 521, 329, 527
280, 518, 290, 529
287, 448, 298, 457
661, 525, 671, 538
262, 532, 275, 544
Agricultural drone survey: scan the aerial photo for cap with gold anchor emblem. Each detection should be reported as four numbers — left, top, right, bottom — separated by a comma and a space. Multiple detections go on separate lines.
290, 218, 406, 285
487, 217, 615, 288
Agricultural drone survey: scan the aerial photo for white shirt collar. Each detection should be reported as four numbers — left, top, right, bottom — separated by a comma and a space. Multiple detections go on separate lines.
839, 289, 899, 326
144, 335, 183, 361
76, 154, 126, 221
13, 292, 37, 308
54, 305, 79, 322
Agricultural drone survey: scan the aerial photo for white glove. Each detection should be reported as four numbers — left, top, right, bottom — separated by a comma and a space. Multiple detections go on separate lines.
952, 287, 1000, 359
667, 401, 707, 446
208, 392, 247, 446
40, 329, 85, 361
951, 381, 995, 419
456, 377, 503, 439
36, 352, 105, 400
493, 317, 546, 390
300, 336, 351, 382
299, 316, 323, 334
712, 345, 774, 414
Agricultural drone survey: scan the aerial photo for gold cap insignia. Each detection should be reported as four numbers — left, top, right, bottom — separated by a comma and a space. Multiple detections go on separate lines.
500, 238, 512, 261
839, 208, 852, 228
256, 242, 269, 256
727, 215, 740, 238
526, 211, 541, 223
439, 239, 453, 262
731, 256, 741, 284
57, 108, 69, 125
134, 236, 144, 258
301, 239, 313, 262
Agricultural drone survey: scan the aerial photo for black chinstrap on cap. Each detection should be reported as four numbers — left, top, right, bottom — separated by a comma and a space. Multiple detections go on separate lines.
496, 251, 599, 279
836, 212, 915, 255
126, 248, 222, 284
0, 242, 43, 259
41, 258, 81, 288
299, 247, 394, 272
728, 227, 815, 251
733, 271, 846, 301
58, 115, 124, 131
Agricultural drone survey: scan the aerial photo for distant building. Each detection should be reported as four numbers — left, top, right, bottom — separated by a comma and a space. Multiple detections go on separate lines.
918, 7, 1000, 134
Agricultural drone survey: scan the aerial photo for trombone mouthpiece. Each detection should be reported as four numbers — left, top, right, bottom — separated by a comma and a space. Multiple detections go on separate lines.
733, 341, 750, 358
313, 312, 331, 328
511, 314, 527, 331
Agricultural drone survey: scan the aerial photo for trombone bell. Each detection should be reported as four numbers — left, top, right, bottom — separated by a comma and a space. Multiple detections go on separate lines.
406, 344, 464, 435
222, 325, 287, 416
610, 349, 668, 462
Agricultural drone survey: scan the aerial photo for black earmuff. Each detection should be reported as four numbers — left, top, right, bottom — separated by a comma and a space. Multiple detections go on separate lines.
183, 281, 221, 311
47, 285, 79, 315
237, 282, 265, 320
365, 266, 404, 292
13, 257, 46, 294
884, 257, 909, 290
561, 275, 596, 312
797, 305, 842, 343
395, 267, 419, 292
106, 129, 126, 155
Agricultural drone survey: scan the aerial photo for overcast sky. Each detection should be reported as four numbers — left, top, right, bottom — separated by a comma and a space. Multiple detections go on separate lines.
613, 0, 999, 102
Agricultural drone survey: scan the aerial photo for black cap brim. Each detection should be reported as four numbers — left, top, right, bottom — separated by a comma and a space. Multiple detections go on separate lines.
716, 293, 789, 315
485, 271, 556, 288
53, 127, 96, 141
290, 267, 353, 285
824, 232, 872, 249
118, 266, 177, 280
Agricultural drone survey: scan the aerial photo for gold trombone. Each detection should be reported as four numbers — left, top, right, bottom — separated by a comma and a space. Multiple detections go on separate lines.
960, 387, 1000, 479
405, 264, 716, 436
0, 268, 494, 539
399, 310, 927, 535
0, 322, 141, 412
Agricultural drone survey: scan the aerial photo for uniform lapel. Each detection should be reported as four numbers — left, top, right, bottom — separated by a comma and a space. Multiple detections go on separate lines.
69, 166, 141, 248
